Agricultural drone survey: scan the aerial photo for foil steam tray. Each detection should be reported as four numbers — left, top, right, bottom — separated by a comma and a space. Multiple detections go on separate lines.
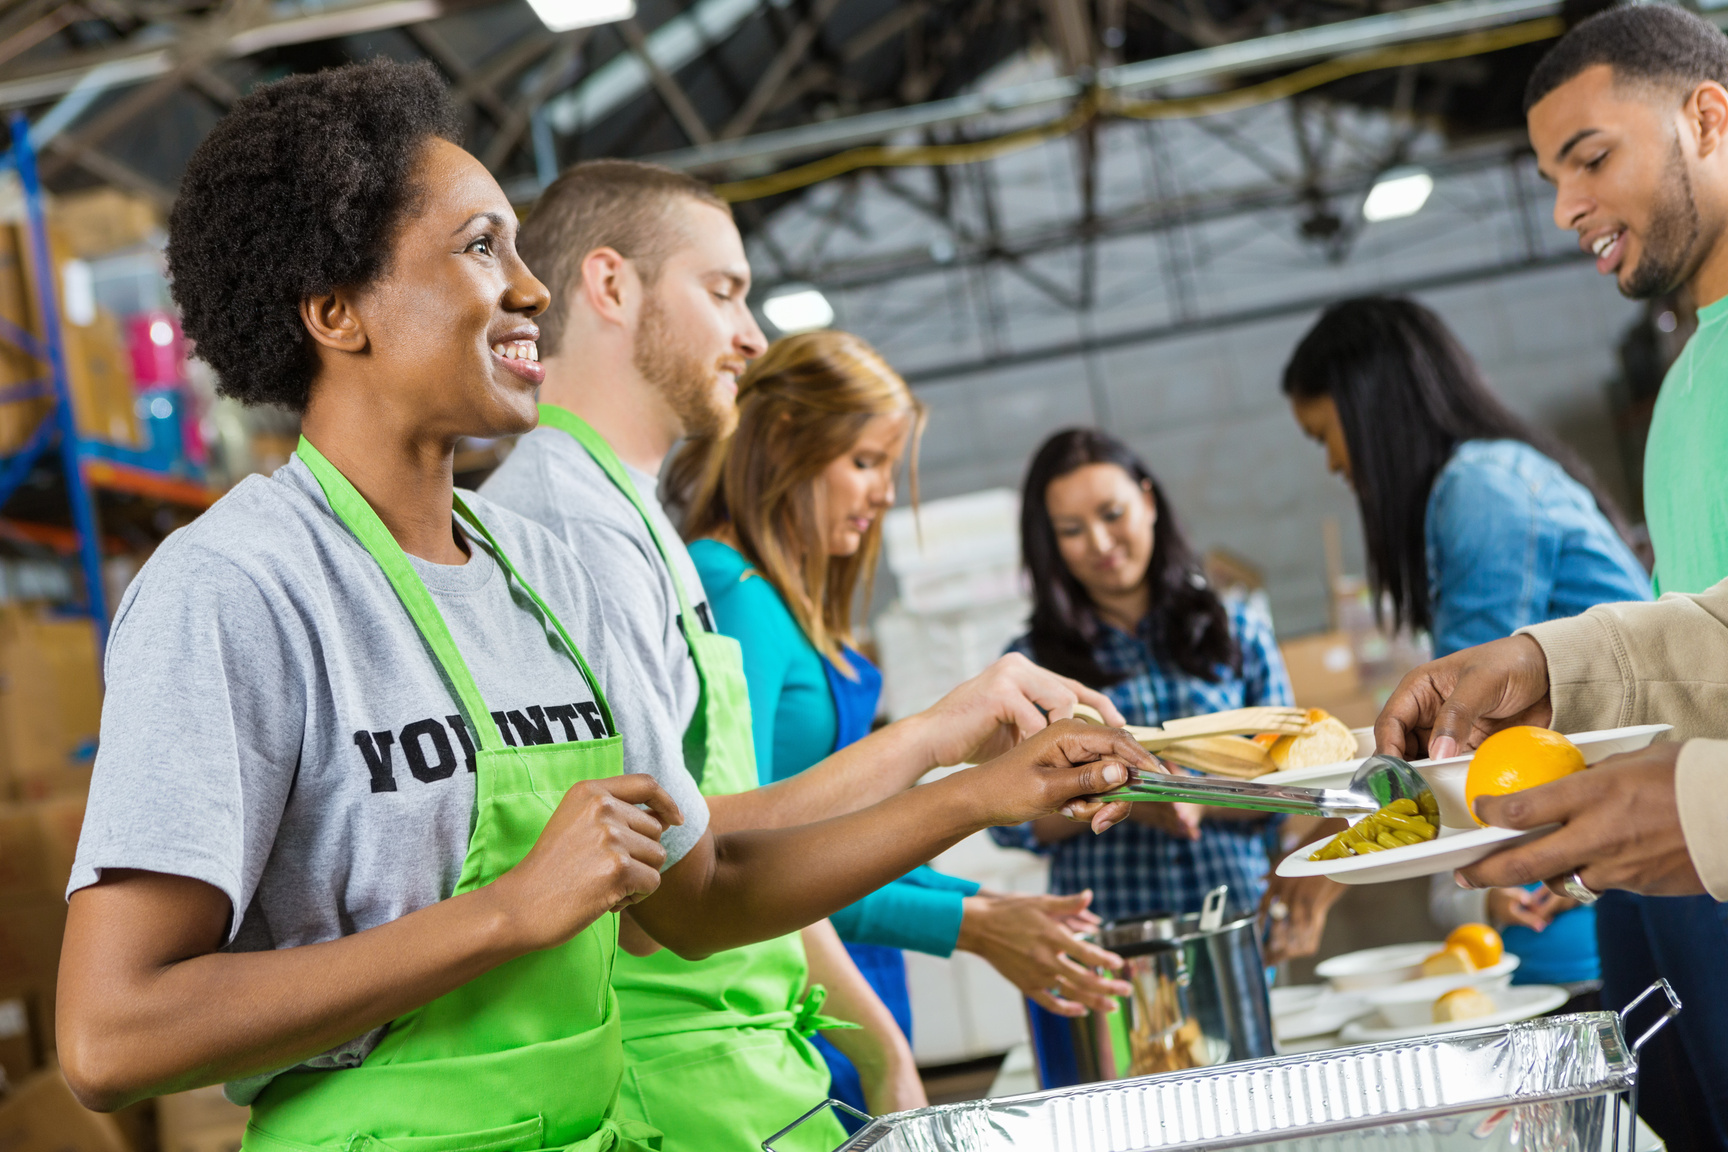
829, 1013, 1633, 1152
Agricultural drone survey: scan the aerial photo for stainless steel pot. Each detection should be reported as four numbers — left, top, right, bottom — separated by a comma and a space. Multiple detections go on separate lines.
1057, 887, 1274, 1084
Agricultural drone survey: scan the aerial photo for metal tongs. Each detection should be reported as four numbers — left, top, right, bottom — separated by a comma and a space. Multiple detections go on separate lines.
1102, 752, 1437, 819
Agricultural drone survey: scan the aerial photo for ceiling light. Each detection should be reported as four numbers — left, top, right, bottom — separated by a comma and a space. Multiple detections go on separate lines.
762, 284, 834, 334
525, 0, 634, 32
1362, 166, 1434, 223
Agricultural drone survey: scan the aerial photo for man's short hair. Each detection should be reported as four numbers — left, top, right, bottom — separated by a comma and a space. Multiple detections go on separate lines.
519, 159, 732, 357
1524, 4, 1728, 113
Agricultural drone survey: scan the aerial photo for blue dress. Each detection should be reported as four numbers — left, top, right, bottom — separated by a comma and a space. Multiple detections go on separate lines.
1425, 440, 1651, 985
691, 538, 980, 1117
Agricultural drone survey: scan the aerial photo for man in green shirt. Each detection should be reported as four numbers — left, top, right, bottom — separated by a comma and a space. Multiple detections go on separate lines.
1526, 4, 1728, 597
1415, 9, 1728, 1143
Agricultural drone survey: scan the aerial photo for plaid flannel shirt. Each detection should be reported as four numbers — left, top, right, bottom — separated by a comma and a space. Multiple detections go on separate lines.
991, 594, 1295, 923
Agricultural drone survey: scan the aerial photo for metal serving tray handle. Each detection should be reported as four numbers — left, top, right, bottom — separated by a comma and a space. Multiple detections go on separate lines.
1098, 771, 1380, 817
765, 981, 1683, 1152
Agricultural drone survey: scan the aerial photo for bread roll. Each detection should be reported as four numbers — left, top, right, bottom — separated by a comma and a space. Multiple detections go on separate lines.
1268, 710, 1359, 770
1421, 945, 1476, 977
1432, 986, 1497, 1023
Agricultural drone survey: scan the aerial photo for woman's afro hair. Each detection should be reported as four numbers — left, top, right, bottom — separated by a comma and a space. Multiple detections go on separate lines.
167, 59, 461, 412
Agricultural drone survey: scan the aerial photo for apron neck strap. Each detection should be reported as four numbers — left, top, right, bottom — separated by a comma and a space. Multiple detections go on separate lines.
537, 404, 705, 636
449, 494, 617, 738
296, 437, 504, 754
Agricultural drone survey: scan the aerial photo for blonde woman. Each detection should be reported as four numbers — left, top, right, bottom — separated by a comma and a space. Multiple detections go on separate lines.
670, 331, 1130, 1117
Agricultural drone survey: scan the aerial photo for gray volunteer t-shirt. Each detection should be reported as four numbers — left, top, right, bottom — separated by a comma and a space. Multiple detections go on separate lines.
481, 426, 711, 735
70, 456, 708, 1101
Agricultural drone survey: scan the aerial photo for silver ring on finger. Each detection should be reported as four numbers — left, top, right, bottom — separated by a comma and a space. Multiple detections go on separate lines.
1556, 871, 1598, 905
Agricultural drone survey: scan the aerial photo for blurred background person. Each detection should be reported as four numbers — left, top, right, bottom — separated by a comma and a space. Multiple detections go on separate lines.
989, 427, 1334, 1076
669, 332, 1129, 1119
1282, 295, 1651, 995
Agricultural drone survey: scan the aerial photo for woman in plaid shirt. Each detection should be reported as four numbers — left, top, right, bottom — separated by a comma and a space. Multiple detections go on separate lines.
991, 428, 1304, 930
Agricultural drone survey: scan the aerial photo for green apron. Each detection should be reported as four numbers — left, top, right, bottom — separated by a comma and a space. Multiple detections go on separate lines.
538, 406, 849, 1152
243, 438, 660, 1152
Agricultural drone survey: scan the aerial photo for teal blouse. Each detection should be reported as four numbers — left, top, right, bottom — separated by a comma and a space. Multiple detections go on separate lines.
690, 539, 980, 956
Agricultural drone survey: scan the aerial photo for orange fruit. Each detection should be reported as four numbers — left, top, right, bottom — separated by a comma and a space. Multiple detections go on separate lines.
1445, 923, 1504, 969
1464, 727, 1585, 826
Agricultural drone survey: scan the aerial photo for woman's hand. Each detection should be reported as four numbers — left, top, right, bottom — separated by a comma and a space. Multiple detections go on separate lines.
492, 774, 682, 949
956, 890, 1131, 1016
962, 720, 1155, 833
1127, 801, 1203, 840
1258, 875, 1346, 965
911, 653, 1127, 768
1485, 886, 1576, 932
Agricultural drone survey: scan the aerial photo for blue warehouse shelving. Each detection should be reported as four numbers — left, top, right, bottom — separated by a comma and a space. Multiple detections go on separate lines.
0, 111, 216, 650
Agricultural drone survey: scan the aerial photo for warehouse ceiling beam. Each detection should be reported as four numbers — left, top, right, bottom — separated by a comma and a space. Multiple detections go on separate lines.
898, 246, 1586, 383
618, 15, 713, 144
1039, 0, 1094, 71
0, 0, 459, 108
480, 28, 585, 170
407, 21, 516, 125
766, 129, 1529, 290
37, 0, 266, 179
720, 0, 845, 139
647, 0, 1558, 174
540, 0, 768, 136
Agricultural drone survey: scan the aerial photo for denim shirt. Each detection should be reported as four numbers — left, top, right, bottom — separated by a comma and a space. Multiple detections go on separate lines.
1425, 440, 1652, 658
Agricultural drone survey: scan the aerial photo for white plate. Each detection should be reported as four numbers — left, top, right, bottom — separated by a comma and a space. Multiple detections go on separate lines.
1361, 955, 1519, 1003
1269, 985, 1324, 1016
1272, 991, 1371, 1040
1314, 942, 1436, 990
1365, 959, 1519, 1026
1338, 984, 1571, 1043
1256, 723, 1672, 798
1277, 823, 1553, 885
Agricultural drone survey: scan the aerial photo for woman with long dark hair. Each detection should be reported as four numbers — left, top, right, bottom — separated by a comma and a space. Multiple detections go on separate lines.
990, 428, 1297, 927
1283, 295, 1651, 989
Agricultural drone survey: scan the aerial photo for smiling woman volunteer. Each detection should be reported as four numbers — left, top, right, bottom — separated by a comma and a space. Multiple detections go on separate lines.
52, 61, 1153, 1149
668, 332, 1132, 1117
1283, 296, 1651, 991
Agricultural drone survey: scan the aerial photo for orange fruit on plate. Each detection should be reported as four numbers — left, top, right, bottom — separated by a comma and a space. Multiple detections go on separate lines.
1464, 727, 1585, 826
1444, 923, 1504, 969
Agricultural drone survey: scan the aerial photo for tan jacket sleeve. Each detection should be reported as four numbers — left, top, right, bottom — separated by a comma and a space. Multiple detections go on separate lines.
1519, 576, 1728, 741
1517, 579, 1728, 899
1677, 739, 1728, 901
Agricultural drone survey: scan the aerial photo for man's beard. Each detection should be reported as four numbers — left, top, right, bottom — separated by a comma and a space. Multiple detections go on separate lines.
1624, 139, 1703, 300
634, 291, 736, 439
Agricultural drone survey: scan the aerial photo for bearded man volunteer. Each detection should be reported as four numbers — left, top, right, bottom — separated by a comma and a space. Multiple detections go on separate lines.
481, 161, 1137, 1149
1376, 9, 1728, 1145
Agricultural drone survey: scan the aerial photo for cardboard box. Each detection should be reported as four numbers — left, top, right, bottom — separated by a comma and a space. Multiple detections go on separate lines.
0, 221, 142, 451
0, 1067, 130, 1152
0, 225, 49, 456
0, 605, 101, 800
64, 310, 140, 446
1278, 630, 1362, 709
158, 1086, 248, 1152
0, 893, 66, 997
0, 995, 33, 1086
55, 188, 162, 259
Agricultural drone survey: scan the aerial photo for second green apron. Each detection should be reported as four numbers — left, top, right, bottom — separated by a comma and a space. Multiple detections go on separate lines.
244, 439, 659, 1152
540, 405, 849, 1152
